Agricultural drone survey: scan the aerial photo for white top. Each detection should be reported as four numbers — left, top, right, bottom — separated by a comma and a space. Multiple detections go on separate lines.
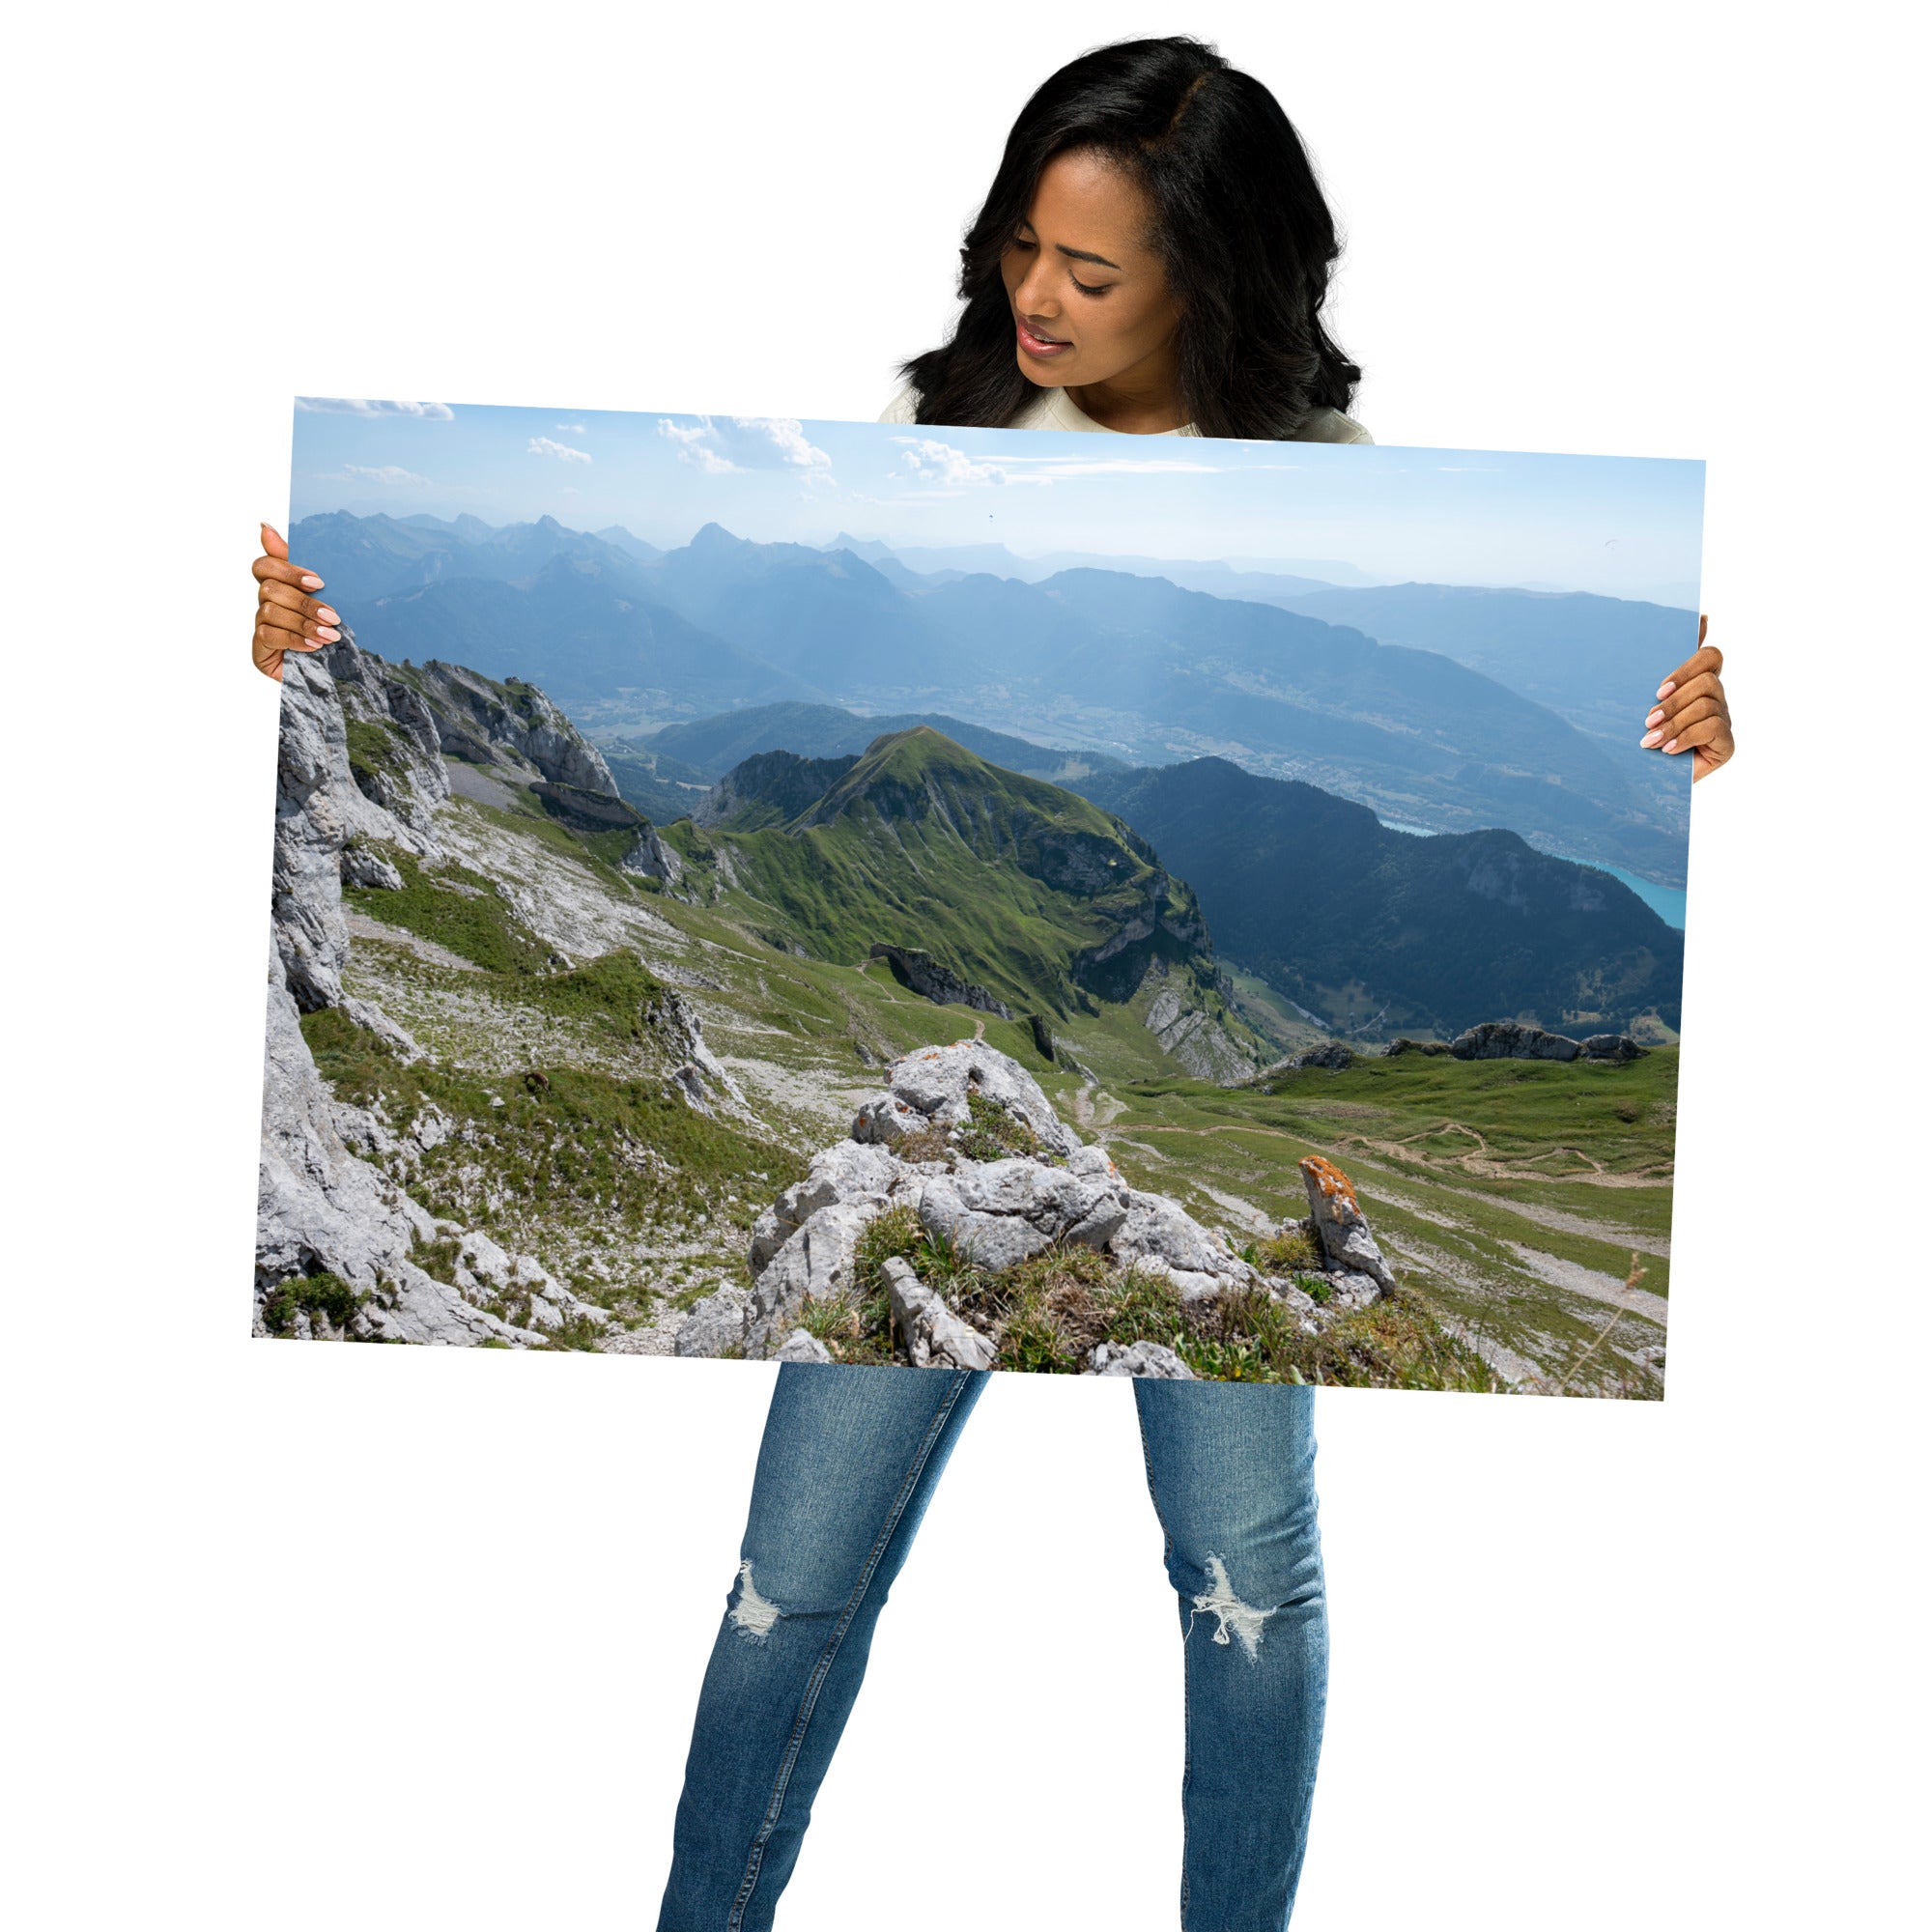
878, 380, 1372, 443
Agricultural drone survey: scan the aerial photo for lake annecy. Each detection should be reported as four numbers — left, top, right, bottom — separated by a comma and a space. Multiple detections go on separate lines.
1378, 820, 1688, 929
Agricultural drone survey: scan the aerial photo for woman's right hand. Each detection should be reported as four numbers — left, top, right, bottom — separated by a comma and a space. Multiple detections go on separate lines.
251, 523, 340, 682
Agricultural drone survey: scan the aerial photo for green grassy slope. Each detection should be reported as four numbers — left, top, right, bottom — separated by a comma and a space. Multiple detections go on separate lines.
666, 726, 1231, 1022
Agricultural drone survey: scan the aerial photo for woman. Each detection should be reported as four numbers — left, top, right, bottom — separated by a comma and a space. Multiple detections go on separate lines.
248, 38, 1734, 1931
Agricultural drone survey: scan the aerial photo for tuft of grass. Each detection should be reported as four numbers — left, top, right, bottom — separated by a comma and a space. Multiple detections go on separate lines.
542, 1314, 608, 1352
954, 1091, 1042, 1163
261, 1269, 367, 1337
344, 716, 410, 787
894, 1124, 954, 1164
1248, 1225, 1321, 1274
853, 1204, 927, 1293
1178, 1285, 1500, 1392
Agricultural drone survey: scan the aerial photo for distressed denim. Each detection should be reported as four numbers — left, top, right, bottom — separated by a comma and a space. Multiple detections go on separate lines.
656, 1365, 1326, 1932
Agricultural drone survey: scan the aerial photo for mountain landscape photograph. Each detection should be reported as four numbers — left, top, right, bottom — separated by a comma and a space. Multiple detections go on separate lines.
260, 402, 1701, 1396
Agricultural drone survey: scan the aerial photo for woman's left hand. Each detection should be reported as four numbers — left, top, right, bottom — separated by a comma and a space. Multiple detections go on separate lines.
1642, 614, 1734, 781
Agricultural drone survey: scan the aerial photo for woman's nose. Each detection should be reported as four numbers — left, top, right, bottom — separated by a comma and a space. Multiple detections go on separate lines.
1013, 259, 1061, 320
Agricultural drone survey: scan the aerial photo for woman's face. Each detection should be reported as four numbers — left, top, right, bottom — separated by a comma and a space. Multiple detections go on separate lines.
999, 148, 1180, 393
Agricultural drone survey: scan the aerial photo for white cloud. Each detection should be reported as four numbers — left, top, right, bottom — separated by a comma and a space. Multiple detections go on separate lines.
528, 436, 592, 464
895, 438, 1010, 487
657, 415, 833, 476
658, 418, 736, 472
889, 436, 1254, 489
556, 421, 587, 435
295, 397, 454, 419
339, 464, 429, 486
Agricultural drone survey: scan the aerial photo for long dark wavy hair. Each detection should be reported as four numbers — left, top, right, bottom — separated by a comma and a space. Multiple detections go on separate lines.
899, 37, 1361, 440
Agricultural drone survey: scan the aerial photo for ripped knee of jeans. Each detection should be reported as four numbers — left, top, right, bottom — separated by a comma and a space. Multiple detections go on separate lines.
727, 1559, 784, 1641
1188, 1554, 1272, 1662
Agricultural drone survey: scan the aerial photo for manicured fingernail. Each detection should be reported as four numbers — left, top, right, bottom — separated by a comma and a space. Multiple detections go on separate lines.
1662, 739, 1680, 753
1656, 681, 1675, 699
1645, 707, 1664, 726
1641, 730, 1662, 747
301, 574, 324, 589
314, 625, 340, 641
316, 606, 338, 623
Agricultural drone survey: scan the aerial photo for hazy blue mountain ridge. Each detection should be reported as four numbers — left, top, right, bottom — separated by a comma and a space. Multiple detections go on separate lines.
290, 511, 1690, 883
1073, 757, 1683, 1038
632, 700, 1127, 784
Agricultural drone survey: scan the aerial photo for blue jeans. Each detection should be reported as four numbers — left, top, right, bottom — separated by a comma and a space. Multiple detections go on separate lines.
657, 1365, 1327, 1932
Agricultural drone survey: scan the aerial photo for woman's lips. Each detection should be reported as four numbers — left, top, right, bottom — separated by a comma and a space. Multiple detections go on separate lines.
1016, 316, 1072, 358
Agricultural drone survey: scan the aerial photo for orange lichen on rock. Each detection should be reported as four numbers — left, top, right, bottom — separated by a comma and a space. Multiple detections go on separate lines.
1298, 1155, 1359, 1212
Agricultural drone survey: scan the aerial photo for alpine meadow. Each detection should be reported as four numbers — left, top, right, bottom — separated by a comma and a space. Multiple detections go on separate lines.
259, 404, 1701, 1397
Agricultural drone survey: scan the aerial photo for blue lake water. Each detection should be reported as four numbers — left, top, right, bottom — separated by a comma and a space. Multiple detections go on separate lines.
1379, 820, 1687, 929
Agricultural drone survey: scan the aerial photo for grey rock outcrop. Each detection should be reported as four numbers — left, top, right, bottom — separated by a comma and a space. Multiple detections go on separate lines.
533, 781, 642, 834
672, 1039, 1398, 1369
319, 635, 452, 841
743, 1203, 874, 1359
775, 1327, 835, 1365
675, 1283, 751, 1358
341, 843, 405, 891
917, 1159, 1132, 1272
645, 986, 748, 1116
1382, 1037, 1450, 1058
1449, 1021, 1581, 1062
856, 1040, 1081, 1157
1298, 1155, 1398, 1296
1579, 1033, 1644, 1063
1142, 961, 1257, 1085
622, 823, 685, 887
340, 995, 423, 1065
749, 1143, 901, 1274
867, 944, 1012, 1019
1110, 1191, 1256, 1303
1286, 1042, 1355, 1071
882, 1257, 998, 1370
1086, 1341, 1197, 1379
413, 658, 619, 796
273, 642, 454, 1009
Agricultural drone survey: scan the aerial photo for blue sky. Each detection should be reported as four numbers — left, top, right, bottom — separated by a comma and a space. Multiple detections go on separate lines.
290, 400, 1705, 603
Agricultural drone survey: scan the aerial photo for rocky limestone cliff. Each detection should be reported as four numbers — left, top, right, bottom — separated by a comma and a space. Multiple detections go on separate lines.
867, 943, 1012, 1019
403, 656, 620, 796
1142, 958, 1257, 1084
259, 648, 609, 1345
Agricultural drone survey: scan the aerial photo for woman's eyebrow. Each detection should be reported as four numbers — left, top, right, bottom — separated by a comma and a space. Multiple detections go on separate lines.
1056, 243, 1122, 270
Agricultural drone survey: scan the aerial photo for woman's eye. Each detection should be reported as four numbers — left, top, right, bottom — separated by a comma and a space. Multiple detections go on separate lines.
1070, 275, 1111, 297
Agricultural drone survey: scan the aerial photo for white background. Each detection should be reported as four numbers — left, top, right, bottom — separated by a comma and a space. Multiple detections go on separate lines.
4, 4, 1925, 1927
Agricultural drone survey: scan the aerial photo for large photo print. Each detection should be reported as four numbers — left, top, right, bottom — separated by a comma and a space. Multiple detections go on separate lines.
261, 402, 1700, 1396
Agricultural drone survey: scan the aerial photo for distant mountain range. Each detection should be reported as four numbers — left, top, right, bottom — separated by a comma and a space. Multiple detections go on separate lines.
628, 700, 1127, 785
289, 511, 1690, 884
819, 531, 1357, 601
1072, 757, 1683, 1037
